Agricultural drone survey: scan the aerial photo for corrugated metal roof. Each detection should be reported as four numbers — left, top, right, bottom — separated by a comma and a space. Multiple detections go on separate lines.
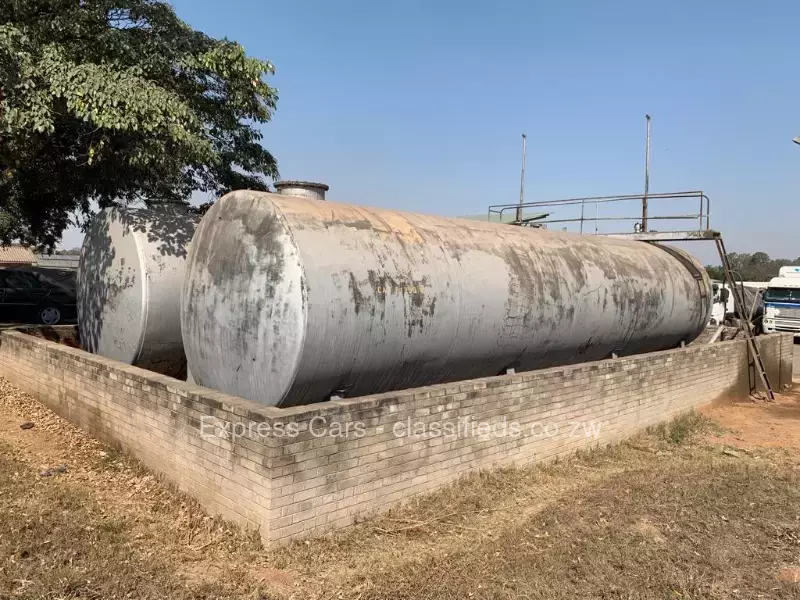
0, 245, 36, 265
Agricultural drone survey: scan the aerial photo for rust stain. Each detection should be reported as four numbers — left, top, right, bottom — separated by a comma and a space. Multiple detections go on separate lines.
348, 272, 365, 315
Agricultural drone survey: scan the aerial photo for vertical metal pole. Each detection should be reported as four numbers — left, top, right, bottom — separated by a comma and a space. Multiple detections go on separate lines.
643, 114, 651, 231
594, 200, 598, 234
516, 133, 527, 223
698, 193, 703, 231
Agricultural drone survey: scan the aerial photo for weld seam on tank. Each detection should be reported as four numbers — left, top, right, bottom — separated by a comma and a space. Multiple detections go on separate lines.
131, 217, 150, 365
267, 202, 308, 399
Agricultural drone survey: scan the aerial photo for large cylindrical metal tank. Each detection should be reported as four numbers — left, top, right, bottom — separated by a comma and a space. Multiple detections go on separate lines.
78, 203, 199, 377
181, 190, 711, 407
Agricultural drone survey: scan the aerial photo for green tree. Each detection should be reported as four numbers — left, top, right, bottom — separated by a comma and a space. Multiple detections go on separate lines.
705, 252, 800, 282
0, 0, 278, 249
705, 265, 725, 281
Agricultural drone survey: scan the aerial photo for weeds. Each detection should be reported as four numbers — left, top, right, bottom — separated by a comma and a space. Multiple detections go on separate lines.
652, 410, 718, 444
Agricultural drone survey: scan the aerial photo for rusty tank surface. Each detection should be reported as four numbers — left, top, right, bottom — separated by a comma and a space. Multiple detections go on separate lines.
181, 190, 711, 407
78, 203, 198, 378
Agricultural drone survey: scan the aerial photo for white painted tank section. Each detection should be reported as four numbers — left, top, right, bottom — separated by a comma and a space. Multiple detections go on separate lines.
181, 190, 711, 407
78, 204, 198, 377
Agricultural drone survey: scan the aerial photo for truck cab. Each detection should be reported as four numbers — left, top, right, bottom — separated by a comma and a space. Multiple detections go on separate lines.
763, 266, 800, 337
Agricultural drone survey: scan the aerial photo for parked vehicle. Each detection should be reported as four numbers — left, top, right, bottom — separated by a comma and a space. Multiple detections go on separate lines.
0, 267, 77, 325
763, 266, 800, 337
708, 280, 765, 331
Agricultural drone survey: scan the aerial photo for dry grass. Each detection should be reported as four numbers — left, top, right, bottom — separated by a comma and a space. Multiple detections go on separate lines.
0, 379, 281, 599
1, 379, 800, 599
271, 412, 800, 599
313, 447, 800, 600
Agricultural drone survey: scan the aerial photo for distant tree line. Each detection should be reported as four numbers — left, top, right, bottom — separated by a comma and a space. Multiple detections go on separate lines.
705, 252, 800, 282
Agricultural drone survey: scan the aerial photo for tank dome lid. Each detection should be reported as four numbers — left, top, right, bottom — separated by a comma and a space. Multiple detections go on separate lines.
274, 180, 329, 200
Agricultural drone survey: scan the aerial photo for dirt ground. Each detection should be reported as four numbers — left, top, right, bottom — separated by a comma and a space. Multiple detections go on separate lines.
1, 376, 800, 599
700, 388, 800, 450
697, 342, 800, 450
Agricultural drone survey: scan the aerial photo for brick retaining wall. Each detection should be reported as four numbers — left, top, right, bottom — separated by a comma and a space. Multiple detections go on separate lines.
0, 329, 792, 545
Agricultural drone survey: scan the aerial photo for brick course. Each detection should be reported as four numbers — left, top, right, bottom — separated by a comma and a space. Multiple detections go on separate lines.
0, 329, 792, 545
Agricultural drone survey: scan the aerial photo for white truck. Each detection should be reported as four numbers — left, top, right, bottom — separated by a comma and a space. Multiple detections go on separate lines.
708, 280, 768, 327
763, 266, 800, 337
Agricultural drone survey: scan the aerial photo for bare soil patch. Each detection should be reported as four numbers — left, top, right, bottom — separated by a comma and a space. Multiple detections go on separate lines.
700, 388, 800, 451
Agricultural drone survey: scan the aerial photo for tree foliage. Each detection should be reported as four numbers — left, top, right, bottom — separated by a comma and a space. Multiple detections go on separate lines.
0, 0, 278, 249
705, 252, 800, 282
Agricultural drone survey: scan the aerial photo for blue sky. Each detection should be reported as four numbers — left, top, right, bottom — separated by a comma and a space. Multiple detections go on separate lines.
63, 0, 800, 265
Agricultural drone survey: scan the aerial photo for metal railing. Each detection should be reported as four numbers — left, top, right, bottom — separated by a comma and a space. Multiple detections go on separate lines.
487, 190, 711, 235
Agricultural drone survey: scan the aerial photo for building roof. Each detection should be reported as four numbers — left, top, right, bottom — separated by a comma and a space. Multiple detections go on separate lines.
0, 245, 36, 265
35, 254, 80, 270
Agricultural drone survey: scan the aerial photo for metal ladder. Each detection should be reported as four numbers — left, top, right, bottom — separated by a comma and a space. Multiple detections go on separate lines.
715, 237, 775, 400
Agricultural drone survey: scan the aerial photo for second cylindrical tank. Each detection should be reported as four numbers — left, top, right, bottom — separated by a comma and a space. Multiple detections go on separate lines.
78, 203, 198, 377
181, 190, 711, 407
